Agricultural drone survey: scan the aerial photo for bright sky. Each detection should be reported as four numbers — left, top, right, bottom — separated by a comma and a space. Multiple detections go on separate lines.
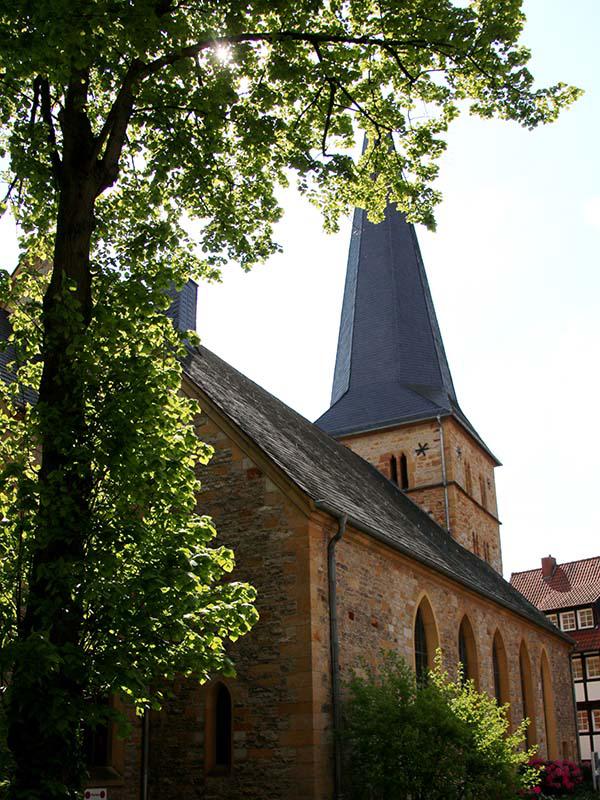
1, 0, 598, 579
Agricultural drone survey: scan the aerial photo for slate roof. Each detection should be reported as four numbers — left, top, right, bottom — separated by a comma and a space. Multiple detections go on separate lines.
510, 557, 600, 611
184, 345, 565, 639
315, 204, 499, 464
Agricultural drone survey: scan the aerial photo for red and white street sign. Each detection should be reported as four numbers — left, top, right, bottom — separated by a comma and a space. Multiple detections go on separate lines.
83, 790, 107, 799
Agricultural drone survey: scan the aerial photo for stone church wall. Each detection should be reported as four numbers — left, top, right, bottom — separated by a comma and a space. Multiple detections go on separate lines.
146, 409, 321, 800
95, 408, 577, 800
340, 417, 503, 573
308, 519, 578, 775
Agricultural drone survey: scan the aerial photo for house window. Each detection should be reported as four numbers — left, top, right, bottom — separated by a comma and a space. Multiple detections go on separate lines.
577, 608, 595, 629
577, 710, 589, 732
399, 453, 409, 490
593, 709, 600, 731
560, 611, 576, 632
546, 613, 559, 627
572, 658, 583, 681
390, 455, 398, 485
586, 655, 600, 679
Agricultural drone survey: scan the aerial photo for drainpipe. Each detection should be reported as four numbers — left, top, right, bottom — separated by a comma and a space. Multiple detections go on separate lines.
140, 707, 150, 800
437, 416, 451, 533
320, 505, 347, 800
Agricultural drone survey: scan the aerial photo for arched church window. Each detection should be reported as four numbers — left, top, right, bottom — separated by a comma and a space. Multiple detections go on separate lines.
414, 608, 428, 683
414, 597, 439, 684
400, 453, 409, 490
206, 682, 233, 774
492, 631, 509, 705
390, 455, 398, 485
458, 616, 479, 686
519, 643, 537, 749
541, 651, 558, 759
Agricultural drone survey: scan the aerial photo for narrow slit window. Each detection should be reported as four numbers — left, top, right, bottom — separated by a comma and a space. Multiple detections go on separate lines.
215, 684, 232, 769
390, 455, 398, 485
207, 682, 233, 775
400, 453, 409, 490
414, 607, 428, 684
492, 641, 502, 703
465, 463, 472, 495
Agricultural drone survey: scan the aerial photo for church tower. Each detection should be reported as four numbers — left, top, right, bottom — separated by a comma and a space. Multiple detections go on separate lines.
316, 205, 503, 573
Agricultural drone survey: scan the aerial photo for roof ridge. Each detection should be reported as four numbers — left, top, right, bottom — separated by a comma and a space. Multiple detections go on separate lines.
512, 555, 600, 576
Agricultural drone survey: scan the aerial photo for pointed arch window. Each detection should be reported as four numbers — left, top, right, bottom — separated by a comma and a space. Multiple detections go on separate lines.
399, 453, 409, 490
414, 608, 428, 683
492, 631, 509, 706
519, 643, 537, 749
413, 597, 439, 684
206, 682, 233, 774
541, 652, 558, 759
458, 616, 479, 686
390, 455, 398, 485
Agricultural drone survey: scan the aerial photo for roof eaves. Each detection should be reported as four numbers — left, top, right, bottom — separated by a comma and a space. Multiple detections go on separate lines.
315, 498, 572, 643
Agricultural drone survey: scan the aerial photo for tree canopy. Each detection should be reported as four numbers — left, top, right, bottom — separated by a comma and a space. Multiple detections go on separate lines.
0, 1, 580, 797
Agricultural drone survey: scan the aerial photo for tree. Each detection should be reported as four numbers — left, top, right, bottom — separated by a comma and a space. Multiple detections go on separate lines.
343, 652, 539, 800
0, 1, 579, 797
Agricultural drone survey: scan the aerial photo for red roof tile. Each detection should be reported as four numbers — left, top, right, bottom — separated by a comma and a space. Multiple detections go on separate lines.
571, 628, 600, 653
510, 556, 600, 611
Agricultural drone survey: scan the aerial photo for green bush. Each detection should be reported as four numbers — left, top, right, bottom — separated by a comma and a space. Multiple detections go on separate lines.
342, 652, 538, 800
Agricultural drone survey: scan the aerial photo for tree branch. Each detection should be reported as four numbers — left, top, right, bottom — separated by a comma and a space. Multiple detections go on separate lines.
38, 78, 62, 183
138, 30, 459, 80
93, 61, 144, 194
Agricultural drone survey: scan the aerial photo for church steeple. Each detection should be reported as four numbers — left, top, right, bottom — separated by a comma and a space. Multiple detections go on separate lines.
316, 203, 496, 460
318, 204, 462, 437
316, 202, 504, 574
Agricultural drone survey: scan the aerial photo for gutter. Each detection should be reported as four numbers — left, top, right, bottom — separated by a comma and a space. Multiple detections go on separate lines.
321, 506, 347, 800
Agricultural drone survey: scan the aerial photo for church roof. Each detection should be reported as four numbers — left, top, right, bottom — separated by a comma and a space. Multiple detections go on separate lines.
315, 205, 498, 464
511, 557, 600, 611
184, 345, 565, 639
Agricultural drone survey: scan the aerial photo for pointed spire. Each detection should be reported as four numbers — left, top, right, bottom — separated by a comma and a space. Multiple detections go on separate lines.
316, 202, 495, 461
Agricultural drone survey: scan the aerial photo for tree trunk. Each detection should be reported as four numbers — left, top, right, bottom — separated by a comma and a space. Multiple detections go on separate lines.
7, 108, 98, 798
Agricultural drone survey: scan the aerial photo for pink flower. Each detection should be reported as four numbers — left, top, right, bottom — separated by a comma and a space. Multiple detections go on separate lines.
532, 787, 541, 795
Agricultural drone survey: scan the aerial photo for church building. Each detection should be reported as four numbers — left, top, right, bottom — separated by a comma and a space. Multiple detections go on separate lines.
1, 202, 579, 799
